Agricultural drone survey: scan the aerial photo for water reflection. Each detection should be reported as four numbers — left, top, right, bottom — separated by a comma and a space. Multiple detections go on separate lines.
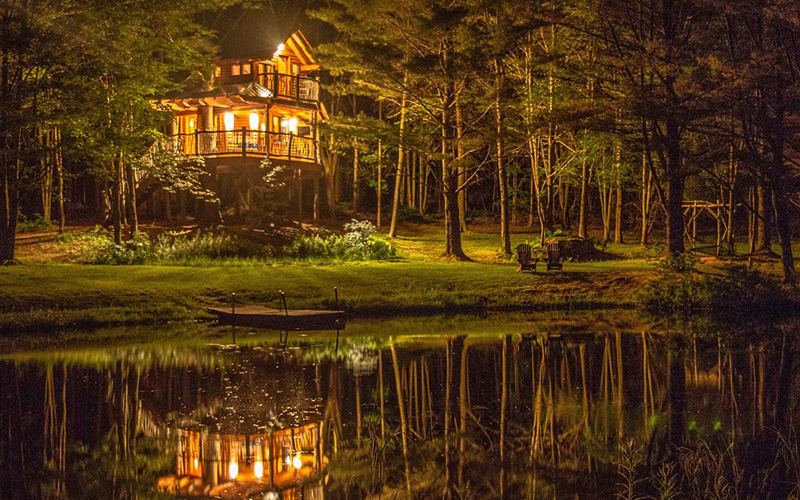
1, 320, 799, 499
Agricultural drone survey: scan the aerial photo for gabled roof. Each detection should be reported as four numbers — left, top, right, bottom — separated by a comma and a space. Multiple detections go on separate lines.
215, 30, 319, 71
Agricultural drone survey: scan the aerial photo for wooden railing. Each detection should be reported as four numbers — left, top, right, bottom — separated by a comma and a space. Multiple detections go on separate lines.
256, 71, 319, 103
169, 129, 318, 162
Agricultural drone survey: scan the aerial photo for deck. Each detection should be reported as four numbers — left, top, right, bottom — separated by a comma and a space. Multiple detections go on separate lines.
169, 129, 318, 163
208, 306, 345, 331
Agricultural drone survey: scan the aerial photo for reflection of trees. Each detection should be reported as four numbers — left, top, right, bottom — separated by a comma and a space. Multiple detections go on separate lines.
323, 328, 800, 499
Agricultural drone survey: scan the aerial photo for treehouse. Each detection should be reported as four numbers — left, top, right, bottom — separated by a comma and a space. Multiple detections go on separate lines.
159, 422, 326, 498
156, 30, 326, 218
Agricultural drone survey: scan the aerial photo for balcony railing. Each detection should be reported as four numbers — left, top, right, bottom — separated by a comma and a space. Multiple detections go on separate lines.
257, 71, 319, 103
170, 129, 318, 163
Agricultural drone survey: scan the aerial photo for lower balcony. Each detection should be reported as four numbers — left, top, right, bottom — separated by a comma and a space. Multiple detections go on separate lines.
170, 129, 318, 164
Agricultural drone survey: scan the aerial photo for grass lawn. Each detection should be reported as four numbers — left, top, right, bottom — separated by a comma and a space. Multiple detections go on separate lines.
2, 219, 795, 332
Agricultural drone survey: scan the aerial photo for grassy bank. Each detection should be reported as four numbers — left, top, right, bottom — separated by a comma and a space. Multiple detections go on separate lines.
0, 260, 654, 331
5, 220, 797, 332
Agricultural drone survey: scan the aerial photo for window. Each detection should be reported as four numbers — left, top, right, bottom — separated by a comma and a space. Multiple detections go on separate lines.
214, 66, 221, 78
231, 64, 240, 76
242, 63, 251, 75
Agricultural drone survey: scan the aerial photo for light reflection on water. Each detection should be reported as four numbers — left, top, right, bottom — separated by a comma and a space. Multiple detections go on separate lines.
1, 315, 799, 499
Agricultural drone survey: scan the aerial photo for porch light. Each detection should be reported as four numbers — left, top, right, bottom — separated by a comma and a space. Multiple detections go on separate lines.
249, 112, 259, 131
287, 117, 298, 134
224, 112, 234, 131
254, 460, 264, 478
229, 460, 239, 480
261, 123, 266, 131
273, 43, 285, 59
189, 119, 195, 130
193, 458, 198, 469
293, 453, 302, 469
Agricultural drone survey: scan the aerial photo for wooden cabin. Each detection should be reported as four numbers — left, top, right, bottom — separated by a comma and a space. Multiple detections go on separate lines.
156, 30, 326, 219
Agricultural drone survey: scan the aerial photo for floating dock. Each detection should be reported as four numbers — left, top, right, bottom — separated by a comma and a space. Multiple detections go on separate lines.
207, 306, 346, 331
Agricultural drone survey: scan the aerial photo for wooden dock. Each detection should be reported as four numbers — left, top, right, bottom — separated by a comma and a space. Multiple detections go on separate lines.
207, 306, 346, 331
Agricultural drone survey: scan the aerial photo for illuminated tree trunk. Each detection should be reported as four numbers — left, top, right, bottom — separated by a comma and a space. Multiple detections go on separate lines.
388, 74, 408, 238
456, 99, 468, 233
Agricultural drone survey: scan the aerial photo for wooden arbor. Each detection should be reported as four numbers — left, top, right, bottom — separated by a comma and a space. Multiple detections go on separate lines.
682, 200, 739, 256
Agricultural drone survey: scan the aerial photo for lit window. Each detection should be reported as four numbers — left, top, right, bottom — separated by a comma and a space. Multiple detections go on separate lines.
242, 63, 251, 75
224, 112, 234, 131
214, 66, 221, 78
231, 64, 240, 76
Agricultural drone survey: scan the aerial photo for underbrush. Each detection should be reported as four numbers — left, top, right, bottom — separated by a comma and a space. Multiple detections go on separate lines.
637, 253, 794, 315
287, 220, 396, 261
63, 220, 395, 265
65, 228, 268, 265
16, 213, 52, 233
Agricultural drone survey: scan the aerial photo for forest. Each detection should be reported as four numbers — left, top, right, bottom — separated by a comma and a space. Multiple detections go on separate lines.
0, 0, 798, 285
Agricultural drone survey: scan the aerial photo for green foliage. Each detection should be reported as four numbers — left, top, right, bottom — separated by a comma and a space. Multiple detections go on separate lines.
638, 255, 791, 315
72, 229, 268, 265
16, 213, 52, 233
288, 220, 396, 261
636, 255, 711, 313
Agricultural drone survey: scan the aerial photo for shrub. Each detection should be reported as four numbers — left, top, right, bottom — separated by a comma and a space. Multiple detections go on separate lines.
152, 231, 266, 262
638, 253, 793, 315
16, 213, 52, 233
288, 220, 396, 261
637, 254, 711, 313
79, 230, 153, 265
72, 229, 269, 265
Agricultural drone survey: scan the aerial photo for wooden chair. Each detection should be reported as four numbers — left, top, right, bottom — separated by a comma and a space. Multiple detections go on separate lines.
545, 241, 564, 271
515, 244, 538, 272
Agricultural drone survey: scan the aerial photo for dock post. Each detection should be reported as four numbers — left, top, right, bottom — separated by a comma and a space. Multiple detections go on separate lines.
334, 287, 339, 311
280, 290, 289, 316
231, 292, 236, 344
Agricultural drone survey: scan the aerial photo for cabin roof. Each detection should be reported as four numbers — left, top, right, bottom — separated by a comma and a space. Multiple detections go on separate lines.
164, 81, 272, 101
215, 30, 319, 70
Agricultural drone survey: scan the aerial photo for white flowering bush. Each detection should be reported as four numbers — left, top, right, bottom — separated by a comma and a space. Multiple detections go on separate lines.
288, 220, 395, 261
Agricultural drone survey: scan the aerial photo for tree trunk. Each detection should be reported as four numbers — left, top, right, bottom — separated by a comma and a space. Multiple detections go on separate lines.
55, 128, 65, 232
352, 146, 359, 213
664, 119, 685, 255
124, 156, 138, 234
456, 99, 468, 233
578, 159, 588, 238
0, 157, 20, 263
496, 61, 511, 256
755, 179, 771, 252
376, 102, 383, 228
442, 82, 468, 261
112, 159, 123, 244
389, 75, 408, 238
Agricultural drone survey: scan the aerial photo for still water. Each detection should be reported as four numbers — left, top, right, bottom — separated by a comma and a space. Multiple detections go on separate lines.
1, 315, 799, 499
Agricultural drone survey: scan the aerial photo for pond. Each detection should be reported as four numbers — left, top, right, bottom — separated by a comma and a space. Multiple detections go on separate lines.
1, 314, 798, 499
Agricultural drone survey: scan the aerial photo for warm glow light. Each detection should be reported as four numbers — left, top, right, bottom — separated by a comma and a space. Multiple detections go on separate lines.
193, 458, 198, 469
261, 123, 266, 131
293, 453, 302, 469
228, 461, 238, 480
273, 43, 285, 59
249, 112, 259, 131
254, 460, 264, 479
224, 112, 234, 131
189, 119, 194, 130
282, 117, 299, 134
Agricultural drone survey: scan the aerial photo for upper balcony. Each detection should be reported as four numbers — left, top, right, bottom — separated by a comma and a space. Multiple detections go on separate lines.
257, 71, 319, 105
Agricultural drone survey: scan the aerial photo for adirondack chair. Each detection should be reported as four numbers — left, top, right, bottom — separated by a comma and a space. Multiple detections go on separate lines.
545, 241, 564, 271
515, 244, 538, 272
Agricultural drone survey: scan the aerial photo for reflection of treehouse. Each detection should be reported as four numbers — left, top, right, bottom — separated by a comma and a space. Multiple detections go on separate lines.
159, 421, 325, 498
